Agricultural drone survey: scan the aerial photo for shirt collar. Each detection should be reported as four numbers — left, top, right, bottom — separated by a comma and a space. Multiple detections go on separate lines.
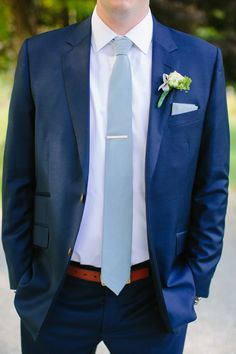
91, 7, 153, 54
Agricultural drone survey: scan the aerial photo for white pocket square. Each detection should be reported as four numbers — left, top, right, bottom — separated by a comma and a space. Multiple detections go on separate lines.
171, 103, 199, 116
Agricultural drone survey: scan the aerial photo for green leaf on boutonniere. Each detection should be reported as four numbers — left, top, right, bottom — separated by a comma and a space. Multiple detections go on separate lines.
157, 89, 172, 108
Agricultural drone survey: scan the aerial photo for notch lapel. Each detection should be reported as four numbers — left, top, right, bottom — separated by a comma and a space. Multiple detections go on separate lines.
62, 17, 91, 189
145, 17, 180, 184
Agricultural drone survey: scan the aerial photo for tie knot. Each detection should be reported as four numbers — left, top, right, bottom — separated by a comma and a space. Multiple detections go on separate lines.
113, 36, 133, 56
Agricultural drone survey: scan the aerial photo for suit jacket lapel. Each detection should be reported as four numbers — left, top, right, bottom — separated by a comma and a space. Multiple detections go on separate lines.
62, 17, 92, 189
145, 17, 179, 184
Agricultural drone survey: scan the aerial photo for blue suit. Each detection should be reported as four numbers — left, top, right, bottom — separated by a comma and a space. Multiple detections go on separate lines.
2, 13, 229, 352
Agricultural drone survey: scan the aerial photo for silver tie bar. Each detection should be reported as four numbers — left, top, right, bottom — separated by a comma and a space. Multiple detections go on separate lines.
106, 135, 128, 139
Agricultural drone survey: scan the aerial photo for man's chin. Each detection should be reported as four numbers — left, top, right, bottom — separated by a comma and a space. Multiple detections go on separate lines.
100, 0, 137, 14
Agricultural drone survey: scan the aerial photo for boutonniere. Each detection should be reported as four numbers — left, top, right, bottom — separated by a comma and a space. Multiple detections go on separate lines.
157, 71, 192, 108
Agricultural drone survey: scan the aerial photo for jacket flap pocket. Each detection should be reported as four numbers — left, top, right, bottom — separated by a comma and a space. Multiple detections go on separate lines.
33, 224, 49, 248
176, 230, 188, 255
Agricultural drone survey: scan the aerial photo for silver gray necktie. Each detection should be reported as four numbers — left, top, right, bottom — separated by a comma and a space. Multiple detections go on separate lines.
101, 36, 133, 295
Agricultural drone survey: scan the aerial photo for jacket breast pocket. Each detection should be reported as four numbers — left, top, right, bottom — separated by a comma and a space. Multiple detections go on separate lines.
168, 108, 203, 127
176, 230, 188, 255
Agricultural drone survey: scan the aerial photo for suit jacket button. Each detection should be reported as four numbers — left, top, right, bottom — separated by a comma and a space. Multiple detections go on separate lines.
80, 194, 86, 203
68, 248, 72, 256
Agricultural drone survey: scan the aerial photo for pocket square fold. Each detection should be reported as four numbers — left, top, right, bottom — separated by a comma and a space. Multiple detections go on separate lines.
171, 103, 199, 116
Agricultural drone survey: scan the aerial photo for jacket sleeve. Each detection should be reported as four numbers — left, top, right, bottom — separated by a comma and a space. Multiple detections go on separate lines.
187, 48, 230, 297
1, 39, 35, 290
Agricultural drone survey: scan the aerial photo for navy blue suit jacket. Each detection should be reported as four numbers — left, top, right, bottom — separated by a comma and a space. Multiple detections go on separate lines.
1, 15, 230, 340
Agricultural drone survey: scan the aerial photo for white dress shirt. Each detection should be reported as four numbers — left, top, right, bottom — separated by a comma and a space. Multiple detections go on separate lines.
71, 7, 153, 266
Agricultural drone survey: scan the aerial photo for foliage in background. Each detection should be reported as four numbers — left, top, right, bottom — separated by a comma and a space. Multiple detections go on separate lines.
150, 0, 236, 85
0, 72, 12, 196
0, 0, 235, 81
0, 0, 96, 72
0, 1, 13, 70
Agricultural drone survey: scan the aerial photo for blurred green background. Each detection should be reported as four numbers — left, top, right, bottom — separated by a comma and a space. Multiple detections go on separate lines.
0, 0, 235, 196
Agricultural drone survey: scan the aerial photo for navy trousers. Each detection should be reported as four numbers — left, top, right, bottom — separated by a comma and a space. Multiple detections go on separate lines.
21, 266, 188, 354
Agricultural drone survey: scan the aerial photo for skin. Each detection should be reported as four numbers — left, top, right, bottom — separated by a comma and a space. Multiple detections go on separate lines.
96, 0, 150, 35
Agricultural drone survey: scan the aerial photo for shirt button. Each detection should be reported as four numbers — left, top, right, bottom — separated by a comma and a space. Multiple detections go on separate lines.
68, 248, 72, 256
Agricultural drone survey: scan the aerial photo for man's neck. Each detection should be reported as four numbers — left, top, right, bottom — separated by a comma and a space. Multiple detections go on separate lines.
96, 5, 149, 35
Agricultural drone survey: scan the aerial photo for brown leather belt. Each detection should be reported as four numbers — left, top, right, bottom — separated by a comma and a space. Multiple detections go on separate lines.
67, 262, 150, 285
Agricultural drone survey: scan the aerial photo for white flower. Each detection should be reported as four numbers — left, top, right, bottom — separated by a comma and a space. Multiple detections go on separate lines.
168, 71, 185, 88
158, 71, 185, 92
